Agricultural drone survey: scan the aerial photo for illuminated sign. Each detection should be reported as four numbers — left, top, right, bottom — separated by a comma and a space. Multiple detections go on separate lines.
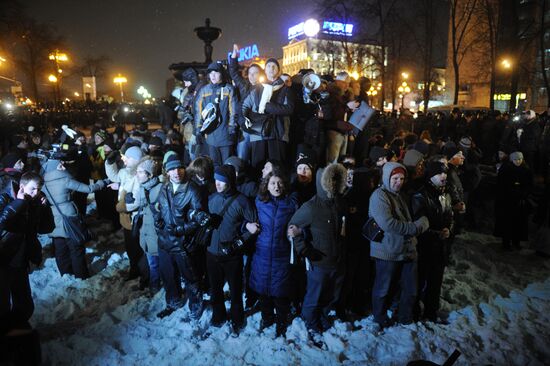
288, 22, 305, 39
493, 93, 526, 101
227, 44, 260, 62
288, 19, 354, 39
322, 21, 354, 36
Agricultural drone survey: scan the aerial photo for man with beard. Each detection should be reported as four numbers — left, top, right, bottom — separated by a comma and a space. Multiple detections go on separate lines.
410, 161, 454, 321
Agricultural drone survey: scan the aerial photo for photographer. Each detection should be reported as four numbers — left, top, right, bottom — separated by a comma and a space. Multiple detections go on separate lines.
207, 164, 258, 334
43, 152, 109, 279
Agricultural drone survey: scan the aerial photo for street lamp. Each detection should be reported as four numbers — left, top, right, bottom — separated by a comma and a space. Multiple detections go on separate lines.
48, 50, 68, 105
398, 81, 411, 109
401, 71, 409, 80
114, 74, 127, 102
501, 59, 512, 69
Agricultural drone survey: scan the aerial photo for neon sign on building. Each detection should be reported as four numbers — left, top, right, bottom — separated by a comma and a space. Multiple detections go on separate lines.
227, 44, 260, 62
288, 19, 354, 40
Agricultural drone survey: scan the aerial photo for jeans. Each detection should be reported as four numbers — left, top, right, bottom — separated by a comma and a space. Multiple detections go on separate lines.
237, 132, 251, 164
326, 130, 348, 164
146, 254, 160, 289
301, 265, 344, 331
158, 248, 202, 312
372, 258, 417, 325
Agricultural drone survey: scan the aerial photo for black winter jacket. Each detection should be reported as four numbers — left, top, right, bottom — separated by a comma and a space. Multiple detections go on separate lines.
411, 182, 454, 244
155, 181, 205, 254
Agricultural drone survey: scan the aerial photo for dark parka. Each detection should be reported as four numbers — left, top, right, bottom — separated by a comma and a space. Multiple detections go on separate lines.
288, 164, 348, 269
249, 194, 298, 298
494, 161, 533, 241
194, 82, 238, 148
0, 190, 54, 267
207, 186, 257, 256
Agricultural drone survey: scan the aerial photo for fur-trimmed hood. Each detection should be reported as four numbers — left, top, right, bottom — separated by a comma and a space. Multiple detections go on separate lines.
316, 163, 348, 200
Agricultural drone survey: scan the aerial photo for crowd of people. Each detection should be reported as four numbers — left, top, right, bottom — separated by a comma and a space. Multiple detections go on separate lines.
2, 43, 550, 350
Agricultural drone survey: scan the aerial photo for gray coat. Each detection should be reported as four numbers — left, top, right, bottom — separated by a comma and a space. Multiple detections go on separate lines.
136, 177, 162, 255
43, 160, 106, 238
368, 162, 428, 261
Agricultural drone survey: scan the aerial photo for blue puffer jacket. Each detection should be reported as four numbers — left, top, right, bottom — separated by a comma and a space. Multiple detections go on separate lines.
249, 194, 298, 298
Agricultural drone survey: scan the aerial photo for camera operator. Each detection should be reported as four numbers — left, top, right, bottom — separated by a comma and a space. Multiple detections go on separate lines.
207, 164, 258, 334
43, 150, 109, 279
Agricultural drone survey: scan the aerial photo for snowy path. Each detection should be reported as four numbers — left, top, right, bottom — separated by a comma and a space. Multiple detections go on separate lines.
30, 228, 550, 366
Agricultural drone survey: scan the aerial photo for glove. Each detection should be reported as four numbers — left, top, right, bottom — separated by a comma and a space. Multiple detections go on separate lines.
414, 216, 430, 235
220, 238, 245, 256
166, 223, 185, 237
106, 150, 119, 164
189, 210, 211, 227
125, 192, 135, 204
154, 219, 165, 230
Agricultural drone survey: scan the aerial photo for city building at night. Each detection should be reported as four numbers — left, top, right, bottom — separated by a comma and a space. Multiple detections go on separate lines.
281, 18, 383, 79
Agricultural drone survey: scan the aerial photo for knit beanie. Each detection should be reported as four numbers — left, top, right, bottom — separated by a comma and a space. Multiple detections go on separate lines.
138, 157, 155, 177
214, 164, 236, 185
224, 156, 245, 175
509, 151, 524, 161
442, 143, 460, 160
424, 161, 447, 178
164, 153, 184, 172
459, 137, 472, 150
296, 155, 314, 170
403, 149, 424, 168
124, 146, 143, 162
390, 166, 406, 178
149, 136, 163, 147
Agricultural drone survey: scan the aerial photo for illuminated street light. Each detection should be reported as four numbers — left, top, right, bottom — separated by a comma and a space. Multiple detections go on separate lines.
49, 52, 69, 62
48, 74, 58, 83
74, 91, 80, 97
501, 59, 512, 69
114, 74, 128, 102
401, 72, 409, 80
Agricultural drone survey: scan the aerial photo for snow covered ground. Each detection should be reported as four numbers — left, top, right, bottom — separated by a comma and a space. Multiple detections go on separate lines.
30, 219, 550, 366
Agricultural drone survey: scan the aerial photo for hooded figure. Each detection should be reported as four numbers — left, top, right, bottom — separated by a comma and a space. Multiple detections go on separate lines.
287, 163, 348, 334
368, 161, 429, 328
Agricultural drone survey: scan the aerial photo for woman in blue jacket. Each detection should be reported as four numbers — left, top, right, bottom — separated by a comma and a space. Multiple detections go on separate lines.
250, 171, 298, 337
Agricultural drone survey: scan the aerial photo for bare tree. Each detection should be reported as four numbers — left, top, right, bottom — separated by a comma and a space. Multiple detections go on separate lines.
539, 0, 550, 108
449, 0, 479, 104
80, 55, 111, 79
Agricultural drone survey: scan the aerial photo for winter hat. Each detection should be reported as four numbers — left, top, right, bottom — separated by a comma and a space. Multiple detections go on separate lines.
412, 140, 429, 156
151, 129, 167, 143
390, 166, 406, 178
95, 130, 107, 142
224, 156, 245, 175
509, 151, 524, 161
403, 149, 424, 168
138, 157, 156, 177
149, 136, 163, 147
459, 137, 472, 149
524, 110, 536, 120
207, 61, 225, 74
124, 146, 143, 162
296, 155, 314, 170
164, 153, 184, 172
265, 58, 280, 71
442, 143, 460, 160
214, 164, 236, 185
424, 161, 447, 178
369, 146, 389, 162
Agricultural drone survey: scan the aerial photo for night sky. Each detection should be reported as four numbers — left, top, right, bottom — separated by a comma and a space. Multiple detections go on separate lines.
26, 0, 317, 97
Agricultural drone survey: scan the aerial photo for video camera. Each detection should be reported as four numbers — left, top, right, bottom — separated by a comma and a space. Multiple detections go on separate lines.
27, 143, 75, 162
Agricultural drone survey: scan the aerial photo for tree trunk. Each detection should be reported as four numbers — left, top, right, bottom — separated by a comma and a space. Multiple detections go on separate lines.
540, 0, 550, 108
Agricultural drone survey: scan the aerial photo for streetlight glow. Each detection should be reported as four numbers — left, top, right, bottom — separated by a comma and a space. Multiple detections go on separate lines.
501, 59, 512, 69
48, 74, 58, 83
49, 52, 68, 62
114, 74, 128, 102
304, 19, 321, 37
401, 72, 409, 79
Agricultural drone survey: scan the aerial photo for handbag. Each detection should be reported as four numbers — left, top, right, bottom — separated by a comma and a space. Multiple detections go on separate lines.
45, 184, 93, 245
362, 217, 385, 242
362, 189, 395, 243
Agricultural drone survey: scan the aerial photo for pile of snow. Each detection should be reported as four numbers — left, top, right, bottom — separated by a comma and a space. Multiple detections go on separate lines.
29, 223, 550, 365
